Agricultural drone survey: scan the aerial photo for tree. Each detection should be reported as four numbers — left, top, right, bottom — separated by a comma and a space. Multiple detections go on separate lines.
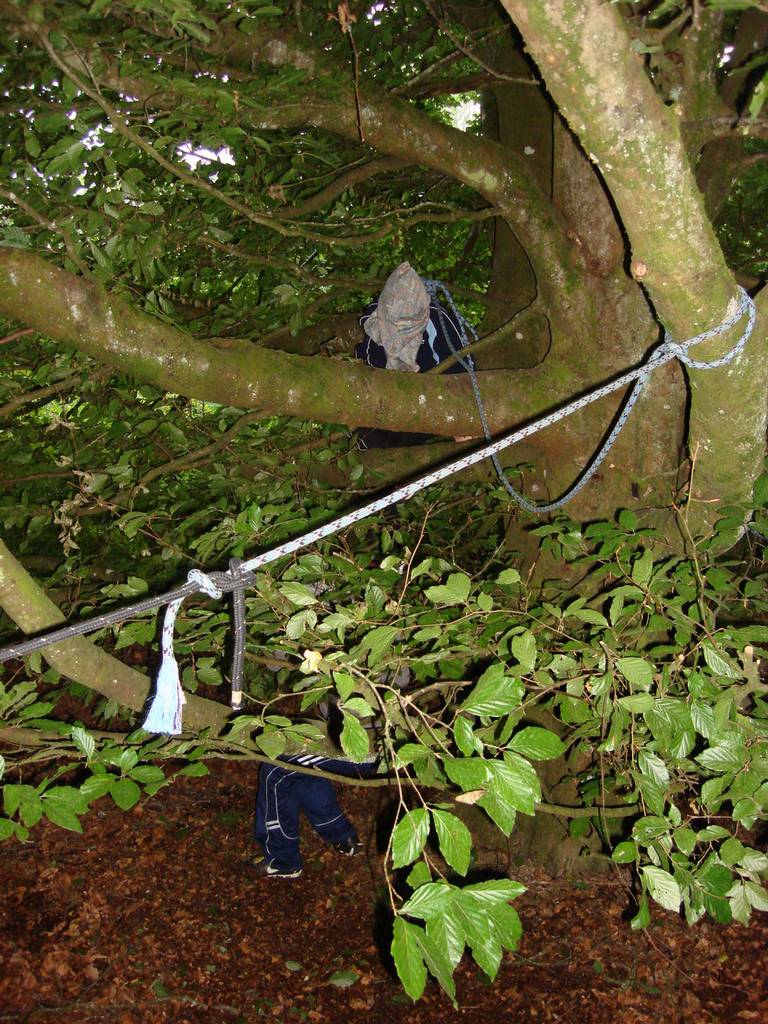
1, 0, 768, 1003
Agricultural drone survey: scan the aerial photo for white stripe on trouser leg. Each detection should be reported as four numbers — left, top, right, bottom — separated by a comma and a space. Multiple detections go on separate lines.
264, 767, 299, 864
272, 771, 299, 840
313, 812, 344, 828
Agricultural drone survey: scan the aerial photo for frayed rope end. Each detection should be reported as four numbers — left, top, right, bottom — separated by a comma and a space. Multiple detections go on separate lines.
143, 654, 186, 735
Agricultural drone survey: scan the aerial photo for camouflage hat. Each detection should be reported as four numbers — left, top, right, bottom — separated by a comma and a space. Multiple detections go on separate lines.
363, 262, 430, 372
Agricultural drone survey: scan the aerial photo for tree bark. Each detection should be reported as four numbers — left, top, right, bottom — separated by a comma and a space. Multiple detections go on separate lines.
500, 0, 768, 532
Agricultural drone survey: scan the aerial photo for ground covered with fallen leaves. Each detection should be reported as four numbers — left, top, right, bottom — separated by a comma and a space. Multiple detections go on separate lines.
1, 761, 766, 1024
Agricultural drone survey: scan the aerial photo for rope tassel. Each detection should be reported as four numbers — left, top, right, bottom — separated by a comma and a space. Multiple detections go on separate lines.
142, 596, 187, 735
143, 571, 222, 735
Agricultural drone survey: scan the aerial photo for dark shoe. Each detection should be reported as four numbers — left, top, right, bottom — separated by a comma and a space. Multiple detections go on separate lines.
332, 835, 362, 857
250, 855, 302, 879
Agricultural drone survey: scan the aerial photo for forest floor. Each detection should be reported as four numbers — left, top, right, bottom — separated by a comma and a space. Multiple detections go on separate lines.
1, 760, 766, 1024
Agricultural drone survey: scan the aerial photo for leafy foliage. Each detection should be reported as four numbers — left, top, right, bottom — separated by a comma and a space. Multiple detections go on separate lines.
4, 474, 768, 995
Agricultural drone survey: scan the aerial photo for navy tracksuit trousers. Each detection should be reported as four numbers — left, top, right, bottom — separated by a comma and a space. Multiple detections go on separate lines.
254, 755, 376, 871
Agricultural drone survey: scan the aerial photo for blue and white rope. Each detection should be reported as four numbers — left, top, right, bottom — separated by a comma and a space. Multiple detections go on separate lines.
0, 287, 755, 734
423, 280, 755, 514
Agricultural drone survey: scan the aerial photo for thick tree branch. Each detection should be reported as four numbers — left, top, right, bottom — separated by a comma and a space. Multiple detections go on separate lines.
277, 156, 406, 218
683, 116, 768, 144
0, 247, 587, 439
255, 313, 362, 356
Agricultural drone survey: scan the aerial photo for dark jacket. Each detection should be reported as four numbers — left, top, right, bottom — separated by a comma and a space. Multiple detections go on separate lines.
355, 300, 473, 373
355, 300, 473, 449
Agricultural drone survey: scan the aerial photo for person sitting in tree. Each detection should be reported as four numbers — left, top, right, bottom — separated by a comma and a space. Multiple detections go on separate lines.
355, 261, 475, 449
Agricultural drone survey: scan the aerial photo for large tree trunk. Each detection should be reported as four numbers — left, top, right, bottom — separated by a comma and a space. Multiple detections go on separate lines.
501, 0, 768, 536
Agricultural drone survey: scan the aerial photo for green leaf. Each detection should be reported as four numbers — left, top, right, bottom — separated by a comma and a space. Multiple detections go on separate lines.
417, 928, 457, 1003
3, 784, 36, 818
400, 881, 455, 919
24, 129, 41, 157
719, 836, 745, 866
632, 815, 670, 842
278, 582, 318, 607
742, 850, 768, 873
285, 608, 317, 639
632, 548, 653, 586
406, 861, 432, 889
391, 808, 430, 868
618, 693, 655, 713
327, 970, 359, 988
466, 930, 502, 981
333, 671, 356, 701
616, 657, 655, 690
745, 881, 768, 912
255, 728, 286, 759
489, 901, 523, 951
568, 607, 608, 627
637, 750, 670, 786
442, 756, 489, 791
18, 796, 42, 828
507, 726, 565, 761
361, 625, 398, 666
631, 894, 651, 930
477, 788, 516, 835
461, 667, 523, 717
510, 631, 536, 672
612, 841, 637, 864
340, 711, 370, 762
80, 775, 114, 803
452, 890, 500, 979
642, 866, 681, 913
176, 761, 209, 778
424, 572, 471, 605
461, 879, 526, 905
729, 882, 752, 925
673, 827, 697, 856
696, 738, 746, 774
110, 777, 141, 810
702, 644, 741, 680
453, 716, 477, 757
426, 907, 465, 971
42, 801, 82, 832
496, 568, 520, 586
431, 809, 472, 876
697, 859, 734, 897
487, 754, 540, 816
341, 696, 374, 718
129, 765, 165, 785
391, 918, 427, 1001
